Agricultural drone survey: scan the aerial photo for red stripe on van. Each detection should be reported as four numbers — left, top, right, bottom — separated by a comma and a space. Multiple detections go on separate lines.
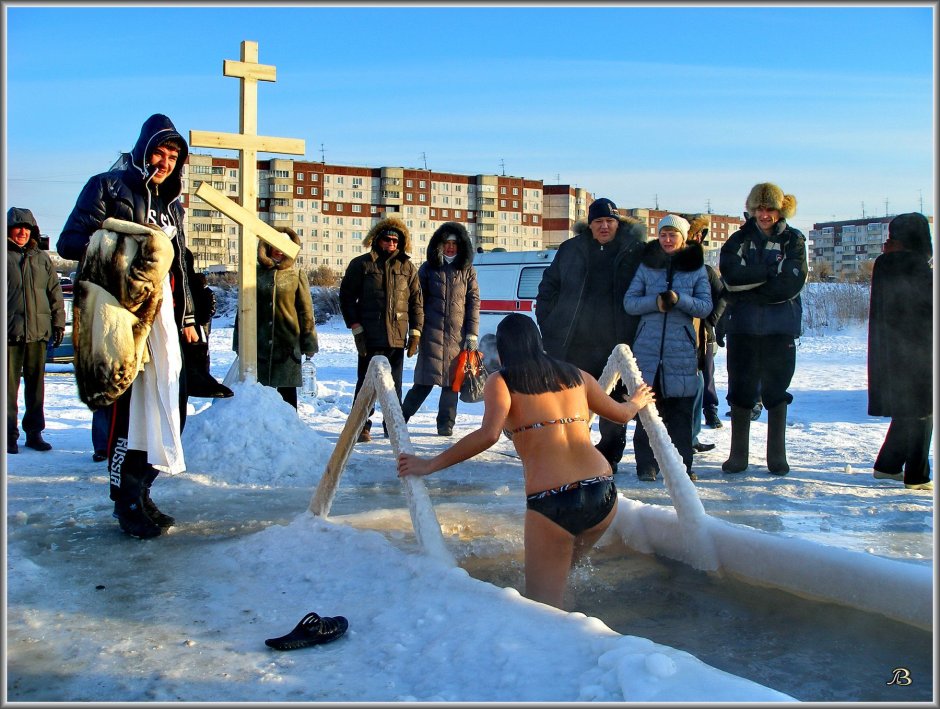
480, 299, 534, 312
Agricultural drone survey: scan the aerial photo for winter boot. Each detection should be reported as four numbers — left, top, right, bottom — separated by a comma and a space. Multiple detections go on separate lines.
142, 490, 175, 528
25, 432, 52, 451
722, 405, 752, 474
704, 406, 723, 428
766, 402, 790, 475
113, 498, 161, 539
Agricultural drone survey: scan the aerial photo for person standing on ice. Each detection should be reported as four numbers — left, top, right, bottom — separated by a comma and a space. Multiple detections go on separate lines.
340, 216, 423, 442
234, 226, 317, 410
401, 222, 480, 437
535, 197, 647, 474
624, 215, 712, 482
867, 212, 933, 491
398, 313, 655, 610
7, 207, 66, 455
58, 114, 196, 539
719, 182, 807, 475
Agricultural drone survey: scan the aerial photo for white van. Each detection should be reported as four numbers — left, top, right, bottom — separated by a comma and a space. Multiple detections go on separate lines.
473, 249, 556, 370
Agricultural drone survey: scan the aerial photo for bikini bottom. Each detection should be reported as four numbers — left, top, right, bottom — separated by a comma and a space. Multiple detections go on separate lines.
525, 476, 617, 536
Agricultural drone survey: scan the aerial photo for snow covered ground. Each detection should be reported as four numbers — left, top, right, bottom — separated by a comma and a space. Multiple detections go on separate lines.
5, 296, 934, 703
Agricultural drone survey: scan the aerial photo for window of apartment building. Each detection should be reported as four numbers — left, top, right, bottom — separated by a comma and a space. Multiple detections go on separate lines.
353, 191, 363, 200
407, 220, 414, 229
336, 244, 343, 252
406, 179, 413, 188
353, 231, 363, 240
500, 186, 507, 195
421, 221, 428, 229
406, 193, 413, 202
442, 196, 449, 205
532, 215, 539, 224
352, 218, 363, 226
352, 177, 363, 187
454, 210, 461, 218
192, 165, 211, 174
229, 183, 237, 192
512, 201, 518, 208
211, 166, 224, 175
310, 201, 319, 210
336, 204, 344, 212
296, 215, 304, 223
512, 187, 518, 195
430, 209, 436, 217
323, 243, 330, 252
274, 170, 289, 178
324, 189, 330, 197
310, 187, 318, 196
337, 190, 345, 199
296, 173, 304, 180
296, 200, 304, 209
322, 216, 330, 224
442, 210, 448, 218
274, 212, 289, 221
310, 173, 318, 181
213, 181, 224, 190
352, 204, 362, 213
297, 228, 304, 237
371, 206, 377, 214
420, 207, 428, 215
419, 180, 426, 188
296, 187, 304, 195
500, 200, 507, 207
419, 194, 426, 202
336, 176, 344, 185
275, 184, 290, 192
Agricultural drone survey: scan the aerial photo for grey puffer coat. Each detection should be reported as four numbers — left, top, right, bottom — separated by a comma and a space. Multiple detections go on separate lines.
339, 216, 423, 348
7, 209, 65, 343
624, 240, 712, 398
413, 222, 480, 387
234, 228, 318, 388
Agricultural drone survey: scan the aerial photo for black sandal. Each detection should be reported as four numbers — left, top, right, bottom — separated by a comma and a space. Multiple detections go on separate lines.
264, 612, 349, 651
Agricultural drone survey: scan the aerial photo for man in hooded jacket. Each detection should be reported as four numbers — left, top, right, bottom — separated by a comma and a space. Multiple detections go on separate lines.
58, 113, 196, 539
535, 197, 646, 474
7, 208, 66, 454
340, 216, 423, 442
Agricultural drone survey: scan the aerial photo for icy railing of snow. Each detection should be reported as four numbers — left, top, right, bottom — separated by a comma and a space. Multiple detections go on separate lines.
308, 355, 455, 566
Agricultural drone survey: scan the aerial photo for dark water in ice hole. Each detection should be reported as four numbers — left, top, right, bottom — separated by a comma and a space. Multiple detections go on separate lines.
328, 483, 933, 704
460, 540, 933, 703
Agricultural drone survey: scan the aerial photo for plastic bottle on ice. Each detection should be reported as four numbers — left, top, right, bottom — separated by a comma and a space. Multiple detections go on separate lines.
302, 358, 318, 397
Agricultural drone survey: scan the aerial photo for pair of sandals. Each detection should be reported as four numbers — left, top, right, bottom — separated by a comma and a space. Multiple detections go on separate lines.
265, 612, 349, 651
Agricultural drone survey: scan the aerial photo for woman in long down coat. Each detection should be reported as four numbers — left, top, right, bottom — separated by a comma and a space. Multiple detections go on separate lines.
624, 215, 712, 482
235, 227, 318, 409
868, 212, 933, 490
401, 222, 480, 436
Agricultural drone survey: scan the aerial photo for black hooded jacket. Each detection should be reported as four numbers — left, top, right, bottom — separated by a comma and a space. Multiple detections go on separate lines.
57, 114, 195, 330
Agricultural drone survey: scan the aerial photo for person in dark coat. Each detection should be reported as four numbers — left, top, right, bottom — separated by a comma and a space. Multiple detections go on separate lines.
624, 215, 713, 481
184, 248, 233, 400
719, 182, 807, 476
235, 227, 318, 410
57, 113, 195, 539
535, 197, 646, 474
682, 215, 727, 451
868, 212, 933, 491
401, 222, 480, 436
340, 216, 423, 442
7, 207, 66, 454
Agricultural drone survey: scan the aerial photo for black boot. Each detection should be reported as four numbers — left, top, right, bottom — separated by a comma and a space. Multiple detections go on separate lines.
142, 489, 175, 528
766, 402, 790, 475
722, 405, 752, 474
113, 498, 161, 539
704, 406, 723, 428
25, 432, 52, 451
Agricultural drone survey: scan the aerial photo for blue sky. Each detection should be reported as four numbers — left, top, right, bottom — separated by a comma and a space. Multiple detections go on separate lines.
4, 3, 935, 241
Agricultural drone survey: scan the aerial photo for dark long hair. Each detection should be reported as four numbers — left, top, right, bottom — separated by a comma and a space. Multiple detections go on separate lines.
496, 314, 582, 395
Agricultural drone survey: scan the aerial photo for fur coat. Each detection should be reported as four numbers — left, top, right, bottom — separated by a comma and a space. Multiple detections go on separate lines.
73, 218, 174, 409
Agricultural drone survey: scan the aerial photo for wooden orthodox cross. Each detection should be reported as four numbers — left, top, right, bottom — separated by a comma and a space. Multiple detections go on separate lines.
189, 40, 306, 381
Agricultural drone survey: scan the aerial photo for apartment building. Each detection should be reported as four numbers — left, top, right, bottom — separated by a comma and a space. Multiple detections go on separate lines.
807, 215, 934, 279
542, 185, 592, 248
181, 154, 544, 273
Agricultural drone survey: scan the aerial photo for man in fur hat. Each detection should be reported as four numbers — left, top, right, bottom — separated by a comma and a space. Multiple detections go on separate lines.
535, 197, 647, 474
340, 216, 423, 442
58, 114, 196, 539
7, 207, 66, 454
719, 182, 807, 475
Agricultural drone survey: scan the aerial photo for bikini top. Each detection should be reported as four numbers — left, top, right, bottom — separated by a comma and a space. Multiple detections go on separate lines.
503, 416, 587, 440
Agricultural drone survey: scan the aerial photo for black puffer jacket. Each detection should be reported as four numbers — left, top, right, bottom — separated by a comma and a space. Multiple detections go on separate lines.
413, 222, 480, 387
536, 215, 646, 364
719, 217, 807, 337
339, 216, 423, 348
57, 114, 195, 331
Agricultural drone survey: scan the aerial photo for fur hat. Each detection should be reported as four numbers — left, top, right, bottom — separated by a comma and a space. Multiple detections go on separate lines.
657, 214, 690, 240
588, 197, 619, 223
364, 215, 411, 254
746, 182, 797, 220
888, 212, 932, 258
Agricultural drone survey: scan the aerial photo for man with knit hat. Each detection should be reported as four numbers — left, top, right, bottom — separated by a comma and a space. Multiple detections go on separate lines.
536, 197, 647, 474
7, 207, 66, 454
719, 182, 807, 475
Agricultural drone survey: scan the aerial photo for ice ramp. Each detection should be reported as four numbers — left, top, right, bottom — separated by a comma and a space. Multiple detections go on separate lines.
598, 345, 932, 632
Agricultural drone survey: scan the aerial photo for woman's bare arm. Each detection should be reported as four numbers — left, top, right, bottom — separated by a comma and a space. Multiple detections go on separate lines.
398, 373, 511, 478
582, 371, 654, 424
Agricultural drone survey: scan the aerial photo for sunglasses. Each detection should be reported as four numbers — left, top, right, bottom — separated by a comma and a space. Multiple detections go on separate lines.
379, 235, 399, 244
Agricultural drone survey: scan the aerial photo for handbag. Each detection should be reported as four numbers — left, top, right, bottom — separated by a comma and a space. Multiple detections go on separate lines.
451, 349, 488, 403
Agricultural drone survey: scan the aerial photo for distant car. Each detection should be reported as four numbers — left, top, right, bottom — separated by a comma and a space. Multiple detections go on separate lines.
59, 275, 73, 295
46, 295, 74, 364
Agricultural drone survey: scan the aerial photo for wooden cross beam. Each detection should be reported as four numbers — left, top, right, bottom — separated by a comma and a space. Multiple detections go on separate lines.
189, 40, 306, 382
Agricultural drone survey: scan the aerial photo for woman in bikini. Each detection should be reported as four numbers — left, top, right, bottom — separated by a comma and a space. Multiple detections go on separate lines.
397, 313, 654, 609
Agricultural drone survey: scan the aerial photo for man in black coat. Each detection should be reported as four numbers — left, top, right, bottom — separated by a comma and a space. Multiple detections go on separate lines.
868, 212, 933, 490
58, 114, 196, 539
535, 197, 646, 474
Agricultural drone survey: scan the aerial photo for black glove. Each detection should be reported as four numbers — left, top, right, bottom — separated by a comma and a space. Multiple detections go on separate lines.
406, 331, 420, 358
463, 335, 478, 351
351, 325, 368, 357
658, 290, 679, 312
767, 262, 780, 279
52, 327, 65, 348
